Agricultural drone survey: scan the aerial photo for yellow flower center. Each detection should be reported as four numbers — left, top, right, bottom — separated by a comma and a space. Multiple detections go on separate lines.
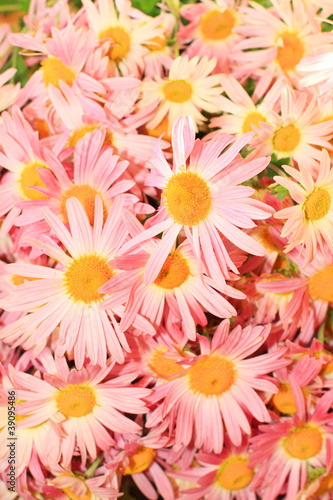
283, 425, 323, 460
41, 57, 76, 89
163, 171, 211, 226
68, 125, 114, 149
242, 112, 266, 134
272, 383, 297, 414
200, 9, 236, 41
56, 385, 96, 418
276, 31, 305, 71
60, 185, 108, 226
308, 265, 333, 303
272, 124, 300, 152
154, 252, 190, 289
216, 456, 254, 491
64, 255, 114, 304
148, 347, 184, 379
146, 35, 167, 51
19, 162, 49, 200
100, 26, 131, 61
188, 355, 235, 396
304, 188, 331, 221
163, 80, 192, 103
123, 446, 156, 475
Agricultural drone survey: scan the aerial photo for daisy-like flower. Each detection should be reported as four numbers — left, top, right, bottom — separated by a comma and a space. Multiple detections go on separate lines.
178, 437, 256, 500
146, 319, 289, 453
274, 148, 333, 263
249, 86, 333, 173
250, 389, 333, 500
10, 24, 105, 95
139, 56, 223, 134
7, 354, 150, 468
119, 116, 273, 287
232, 0, 333, 91
82, 0, 164, 76
178, 0, 246, 74
0, 196, 154, 368
14, 128, 139, 227
102, 211, 242, 340
210, 75, 285, 136
49, 468, 120, 500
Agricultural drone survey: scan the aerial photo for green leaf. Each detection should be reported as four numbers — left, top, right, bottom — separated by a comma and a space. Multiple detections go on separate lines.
270, 184, 289, 200
132, 0, 160, 16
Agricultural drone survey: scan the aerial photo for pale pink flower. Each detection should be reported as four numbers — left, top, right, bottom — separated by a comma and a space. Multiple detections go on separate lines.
250, 390, 333, 500
0, 196, 153, 367
274, 148, 333, 263
0, 69, 20, 112
7, 353, 150, 467
146, 320, 289, 453
118, 116, 273, 288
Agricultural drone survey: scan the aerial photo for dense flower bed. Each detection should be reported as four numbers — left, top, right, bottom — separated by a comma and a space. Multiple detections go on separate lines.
1, 0, 333, 498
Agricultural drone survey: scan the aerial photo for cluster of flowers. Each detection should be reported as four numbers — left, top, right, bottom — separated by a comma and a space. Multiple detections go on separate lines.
1, 0, 333, 498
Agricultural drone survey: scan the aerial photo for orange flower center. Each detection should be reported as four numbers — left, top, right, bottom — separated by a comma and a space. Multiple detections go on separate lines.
272, 383, 297, 414
200, 9, 236, 41
11, 275, 40, 286
304, 188, 331, 221
276, 31, 305, 71
63, 484, 92, 500
308, 265, 333, 303
312, 473, 333, 497
163, 80, 192, 103
283, 425, 323, 459
123, 446, 156, 475
19, 162, 49, 200
272, 124, 300, 152
64, 255, 114, 304
216, 456, 254, 491
146, 115, 170, 140
56, 385, 96, 418
33, 118, 50, 139
100, 26, 131, 61
188, 355, 235, 396
41, 57, 76, 89
146, 35, 167, 51
163, 171, 211, 225
148, 347, 184, 379
242, 112, 266, 134
154, 252, 190, 289
60, 185, 108, 226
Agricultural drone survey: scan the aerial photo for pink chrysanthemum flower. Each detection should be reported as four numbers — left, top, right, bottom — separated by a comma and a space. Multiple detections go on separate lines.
298, 50, 333, 93
0, 196, 153, 367
146, 320, 289, 453
119, 116, 273, 287
178, 0, 246, 74
257, 245, 333, 344
249, 87, 333, 173
102, 211, 242, 340
0, 106, 53, 237
10, 24, 105, 95
46, 464, 120, 500
250, 389, 333, 500
210, 75, 285, 136
7, 353, 150, 467
233, 0, 333, 91
274, 148, 333, 263
14, 129, 140, 228
178, 438, 256, 500
0, 368, 61, 480
82, 0, 164, 76
139, 56, 223, 134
